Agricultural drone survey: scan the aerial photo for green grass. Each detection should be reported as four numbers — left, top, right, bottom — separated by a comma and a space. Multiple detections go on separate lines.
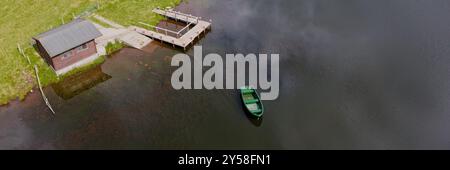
59, 55, 106, 80
87, 16, 112, 28
96, 0, 181, 28
0, 0, 180, 105
105, 40, 125, 55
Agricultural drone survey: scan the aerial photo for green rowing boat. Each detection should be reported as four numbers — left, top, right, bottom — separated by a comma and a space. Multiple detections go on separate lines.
240, 87, 264, 118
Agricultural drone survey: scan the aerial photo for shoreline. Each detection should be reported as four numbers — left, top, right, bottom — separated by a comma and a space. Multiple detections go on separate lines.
0, 0, 182, 106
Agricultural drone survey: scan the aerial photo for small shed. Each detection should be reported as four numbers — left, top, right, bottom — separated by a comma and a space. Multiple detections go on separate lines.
33, 19, 102, 75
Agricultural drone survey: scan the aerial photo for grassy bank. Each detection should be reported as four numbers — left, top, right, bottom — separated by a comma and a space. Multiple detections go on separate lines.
105, 40, 125, 55
0, 0, 180, 105
96, 0, 181, 28
59, 55, 106, 80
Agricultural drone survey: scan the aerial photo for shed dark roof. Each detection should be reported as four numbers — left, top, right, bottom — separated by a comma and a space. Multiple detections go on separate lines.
34, 19, 102, 57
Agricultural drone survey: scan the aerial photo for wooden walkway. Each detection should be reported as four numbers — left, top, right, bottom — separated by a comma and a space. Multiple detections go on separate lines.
93, 14, 125, 29
153, 8, 201, 24
132, 9, 211, 50
91, 15, 152, 50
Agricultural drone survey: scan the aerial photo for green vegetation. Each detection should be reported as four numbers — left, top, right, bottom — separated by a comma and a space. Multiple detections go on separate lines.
87, 16, 111, 28
105, 40, 125, 55
96, 0, 181, 29
0, 0, 181, 105
59, 55, 106, 80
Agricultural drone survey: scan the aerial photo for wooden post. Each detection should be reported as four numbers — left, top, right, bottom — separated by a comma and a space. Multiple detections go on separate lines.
17, 44, 31, 65
34, 65, 55, 115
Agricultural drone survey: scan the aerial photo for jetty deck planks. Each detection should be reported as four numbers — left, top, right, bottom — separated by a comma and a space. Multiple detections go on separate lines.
132, 9, 211, 49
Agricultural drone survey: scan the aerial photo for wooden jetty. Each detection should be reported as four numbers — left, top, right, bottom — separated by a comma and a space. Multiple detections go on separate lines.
92, 15, 152, 50
131, 8, 211, 50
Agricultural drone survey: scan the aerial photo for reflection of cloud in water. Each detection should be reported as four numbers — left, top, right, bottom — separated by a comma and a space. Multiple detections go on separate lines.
195, 0, 335, 61
0, 112, 32, 149
0, 91, 55, 149
3, 0, 450, 149
195, 0, 450, 149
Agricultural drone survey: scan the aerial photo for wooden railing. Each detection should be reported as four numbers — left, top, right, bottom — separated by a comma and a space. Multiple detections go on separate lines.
154, 8, 200, 24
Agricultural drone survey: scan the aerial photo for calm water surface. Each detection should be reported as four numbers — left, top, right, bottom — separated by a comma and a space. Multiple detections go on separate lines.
2, 0, 450, 149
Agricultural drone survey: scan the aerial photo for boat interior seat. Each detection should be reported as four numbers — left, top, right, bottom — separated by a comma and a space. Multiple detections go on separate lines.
253, 109, 262, 113
241, 89, 254, 94
245, 99, 259, 104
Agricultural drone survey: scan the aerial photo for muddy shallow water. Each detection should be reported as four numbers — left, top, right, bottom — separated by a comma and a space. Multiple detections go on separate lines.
2, 0, 450, 149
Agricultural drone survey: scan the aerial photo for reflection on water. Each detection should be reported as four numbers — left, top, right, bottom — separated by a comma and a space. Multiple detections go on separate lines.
157, 20, 189, 37
248, 117, 263, 127
3, 0, 450, 149
52, 66, 111, 100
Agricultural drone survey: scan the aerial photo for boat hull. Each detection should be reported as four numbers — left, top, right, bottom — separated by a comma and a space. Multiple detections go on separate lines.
240, 87, 264, 118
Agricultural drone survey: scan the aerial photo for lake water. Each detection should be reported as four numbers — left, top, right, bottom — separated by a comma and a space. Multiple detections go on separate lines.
2, 0, 450, 149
